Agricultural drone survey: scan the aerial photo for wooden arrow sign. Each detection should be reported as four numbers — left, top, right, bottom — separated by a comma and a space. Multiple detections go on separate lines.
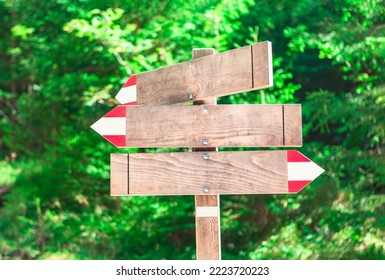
110, 150, 324, 196
115, 41, 272, 105
90, 104, 302, 148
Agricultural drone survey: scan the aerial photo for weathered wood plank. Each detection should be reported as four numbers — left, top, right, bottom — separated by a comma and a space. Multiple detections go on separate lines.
189, 45, 252, 101
192, 48, 221, 260
283, 104, 302, 146
191, 48, 216, 59
123, 104, 301, 148
136, 46, 253, 104
196, 195, 219, 207
252, 42, 273, 89
110, 154, 128, 196
195, 216, 220, 259
110, 151, 290, 196
116, 42, 273, 105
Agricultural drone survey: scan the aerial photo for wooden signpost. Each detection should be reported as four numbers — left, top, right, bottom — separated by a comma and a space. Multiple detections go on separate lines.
191, 48, 221, 260
91, 41, 325, 260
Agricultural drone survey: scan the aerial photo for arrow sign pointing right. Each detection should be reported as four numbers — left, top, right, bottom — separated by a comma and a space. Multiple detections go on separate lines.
110, 150, 324, 196
287, 150, 325, 192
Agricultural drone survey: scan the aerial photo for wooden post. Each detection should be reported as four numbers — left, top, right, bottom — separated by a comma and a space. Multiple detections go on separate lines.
192, 48, 221, 260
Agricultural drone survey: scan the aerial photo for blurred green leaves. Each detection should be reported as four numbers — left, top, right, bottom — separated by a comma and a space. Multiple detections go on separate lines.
0, 0, 384, 260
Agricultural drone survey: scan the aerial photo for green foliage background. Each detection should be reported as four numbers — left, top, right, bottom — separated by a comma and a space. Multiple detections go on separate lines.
0, 0, 384, 259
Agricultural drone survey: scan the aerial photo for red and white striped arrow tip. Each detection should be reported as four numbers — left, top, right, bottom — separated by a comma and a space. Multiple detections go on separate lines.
115, 75, 137, 105
90, 105, 127, 147
287, 150, 324, 193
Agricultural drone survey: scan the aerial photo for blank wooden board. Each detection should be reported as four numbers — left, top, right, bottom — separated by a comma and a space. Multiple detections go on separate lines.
111, 150, 311, 196
115, 41, 273, 105
126, 104, 302, 147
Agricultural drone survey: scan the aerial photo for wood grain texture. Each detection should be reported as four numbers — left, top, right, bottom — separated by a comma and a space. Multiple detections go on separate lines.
110, 154, 128, 196
110, 151, 289, 196
283, 104, 303, 146
191, 48, 216, 59
252, 41, 273, 89
195, 195, 219, 207
196, 217, 220, 259
135, 42, 272, 105
124, 104, 301, 148
192, 47, 221, 260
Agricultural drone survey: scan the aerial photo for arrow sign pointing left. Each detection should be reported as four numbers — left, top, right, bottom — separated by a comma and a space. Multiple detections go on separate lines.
114, 41, 272, 105
90, 104, 302, 148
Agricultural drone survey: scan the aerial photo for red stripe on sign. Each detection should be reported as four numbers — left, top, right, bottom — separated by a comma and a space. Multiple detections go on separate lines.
123, 75, 136, 87
288, 181, 312, 193
104, 106, 126, 118
287, 150, 311, 162
103, 135, 126, 147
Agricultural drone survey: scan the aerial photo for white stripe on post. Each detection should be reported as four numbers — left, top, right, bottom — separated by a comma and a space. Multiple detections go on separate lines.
196, 206, 219, 217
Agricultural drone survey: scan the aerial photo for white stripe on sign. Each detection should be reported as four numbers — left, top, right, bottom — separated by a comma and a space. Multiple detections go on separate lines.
115, 85, 137, 104
90, 117, 126, 135
196, 206, 219, 217
288, 162, 325, 181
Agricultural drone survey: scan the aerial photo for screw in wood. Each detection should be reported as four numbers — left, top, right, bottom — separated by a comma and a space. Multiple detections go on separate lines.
203, 153, 209, 160
202, 138, 209, 145
188, 93, 193, 100
188, 62, 192, 68
202, 106, 208, 112
203, 186, 210, 193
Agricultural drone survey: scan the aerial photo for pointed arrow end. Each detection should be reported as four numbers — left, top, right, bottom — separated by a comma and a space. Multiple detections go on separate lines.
90, 123, 126, 147
287, 151, 325, 193
313, 162, 325, 179
90, 107, 127, 147
115, 75, 137, 105
90, 119, 102, 135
